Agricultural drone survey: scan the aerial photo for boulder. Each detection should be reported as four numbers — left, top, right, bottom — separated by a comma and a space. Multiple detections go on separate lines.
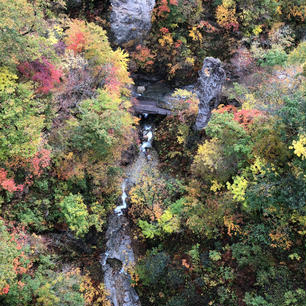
136, 86, 146, 94
121, 144, 138, 166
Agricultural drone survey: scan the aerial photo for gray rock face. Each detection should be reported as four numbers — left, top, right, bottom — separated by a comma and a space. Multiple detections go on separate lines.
101, 214, 141, 306
133, 96, 172, 116
110, 0, 156, 45
194, 57, 226, 130
66, 0, 82, 8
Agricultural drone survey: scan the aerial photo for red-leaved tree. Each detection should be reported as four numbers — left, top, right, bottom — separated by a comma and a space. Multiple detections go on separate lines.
216, 105, 264, 129
18, 58, 62, 94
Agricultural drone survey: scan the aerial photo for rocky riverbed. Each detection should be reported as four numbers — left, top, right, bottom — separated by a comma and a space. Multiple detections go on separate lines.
101, 118, 158, 306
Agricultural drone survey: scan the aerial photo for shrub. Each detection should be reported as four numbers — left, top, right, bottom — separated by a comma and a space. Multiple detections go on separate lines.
258, 49, 288, 67
0, 0, 57, 66
288, 41, 306, 64
59, 194, 89, 237
64, 20, 132, 94
69, 89, 135, 158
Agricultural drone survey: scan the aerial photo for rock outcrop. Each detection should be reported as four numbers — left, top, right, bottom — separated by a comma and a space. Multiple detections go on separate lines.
110, 0, 156, 45
194, 57, 226, 130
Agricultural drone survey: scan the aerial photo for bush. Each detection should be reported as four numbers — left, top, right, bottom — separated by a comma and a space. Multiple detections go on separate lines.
258, 49, 288, 67
288, 41, 306, 64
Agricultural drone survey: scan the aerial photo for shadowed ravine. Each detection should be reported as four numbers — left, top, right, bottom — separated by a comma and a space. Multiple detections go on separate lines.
102, 1, 158, 302
101, 118, 158, 306
101, 2, 227, 305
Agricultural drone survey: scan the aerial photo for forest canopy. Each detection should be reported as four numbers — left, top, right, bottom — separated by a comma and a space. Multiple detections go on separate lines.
0, 1, 305, 306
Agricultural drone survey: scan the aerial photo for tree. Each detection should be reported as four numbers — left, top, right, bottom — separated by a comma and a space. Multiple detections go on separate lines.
216, 0, 239, 31
129, 169, 183, 239
64, 20, 132, 94
0, 220, 30, 296
68, 89, 135, 159
0, 73, 44, 162
18, 59, 62, 94
59, 193, 106, 237
192, 112, 252, 183
0, 0, 56, 67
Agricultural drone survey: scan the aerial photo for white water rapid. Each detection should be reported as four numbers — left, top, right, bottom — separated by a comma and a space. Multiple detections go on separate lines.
114, 180, 128, 216
140, 124, 153, 153
115, 123, 153, 216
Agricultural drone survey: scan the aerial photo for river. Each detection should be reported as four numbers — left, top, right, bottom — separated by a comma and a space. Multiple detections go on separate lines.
101, 114, 158, 306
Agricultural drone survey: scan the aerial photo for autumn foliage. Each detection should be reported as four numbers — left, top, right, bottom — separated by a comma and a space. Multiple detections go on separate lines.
0, 169, 24, 193
0, 1, 306, 306
18, 59, 62, 94
216, 105, 265, 129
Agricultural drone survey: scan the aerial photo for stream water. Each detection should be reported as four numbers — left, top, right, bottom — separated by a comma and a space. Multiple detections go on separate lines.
101, 116, 156, 306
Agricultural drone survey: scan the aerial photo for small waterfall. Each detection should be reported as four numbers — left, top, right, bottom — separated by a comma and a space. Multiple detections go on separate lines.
114, 180, 128, 216
114, 123, 153, 217
140, 124, 153, 153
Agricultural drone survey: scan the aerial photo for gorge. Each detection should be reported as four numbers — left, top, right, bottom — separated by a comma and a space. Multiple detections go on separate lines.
101, 2, 228, 305
101, 119, 156, 306
1, 1, 305, 306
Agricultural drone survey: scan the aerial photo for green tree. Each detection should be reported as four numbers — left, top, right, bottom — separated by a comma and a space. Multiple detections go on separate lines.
0, 0, 56, 66
0, 73, 44, 161
192, 112, 252, 183
59, 193, 106, 237
59, 193, 90, 237
69, 89, 134, 159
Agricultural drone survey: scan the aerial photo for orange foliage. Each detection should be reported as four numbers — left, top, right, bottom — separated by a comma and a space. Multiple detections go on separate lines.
80, 274, 111, 306
288, 5, 306, 21
160, 27, 170, 34
0, 221, 33, 295
216, 4, 239, 31
65, 21, 89, 55
234, 109, 265, 129
30, 149, 51, 177
198, 20, 219, 33
3, 148, 51, 191
0, 169, 23, 192
0, 285, 10, 295
131, 45, 156, 72
270, 228, 293, 250
216, 105, 264, 129
216, 105, 237, 114
68, 32, 86, 54
156, 0, 171, 16
104, 65, 121, 95
223, 215, 243, 237
155, 0, 178, 17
